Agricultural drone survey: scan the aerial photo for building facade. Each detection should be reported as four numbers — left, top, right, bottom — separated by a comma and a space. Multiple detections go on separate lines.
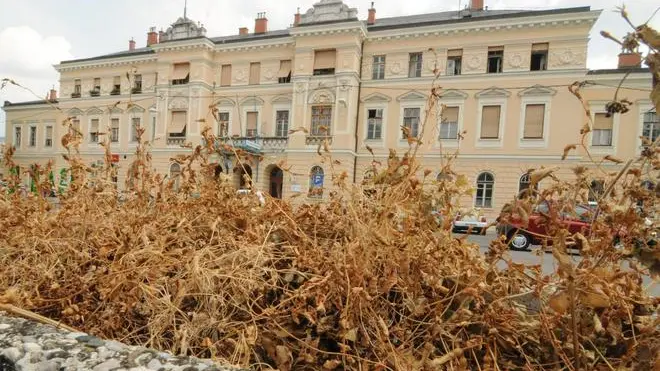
2, 0, 657, 218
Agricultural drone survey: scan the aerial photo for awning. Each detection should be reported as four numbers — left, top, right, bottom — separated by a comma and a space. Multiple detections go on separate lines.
172, 63, 190, 80
168, 111, 187, 134
278, 60, 292, 78
314, 50, 336, 70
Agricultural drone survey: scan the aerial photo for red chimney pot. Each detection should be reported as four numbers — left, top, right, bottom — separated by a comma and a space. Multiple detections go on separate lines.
129, 38, 136, 51
147, 27, 158, 46
239, 27, 249, 36
255, 12, 268, 34
617, 52, 642, 69
470, 0, 484, 11
367, 2, 376, 25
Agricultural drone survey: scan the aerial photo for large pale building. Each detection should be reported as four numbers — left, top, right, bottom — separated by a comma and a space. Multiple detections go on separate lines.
2, 0, 657, 218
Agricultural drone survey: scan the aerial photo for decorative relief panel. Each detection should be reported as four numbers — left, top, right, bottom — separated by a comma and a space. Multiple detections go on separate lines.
234, 68, 247, 83
548, 48, 586, 68
169, 98, 188, 110
264, 68, 275, 81
308, 89, 335, 104
389, 62, 404, 76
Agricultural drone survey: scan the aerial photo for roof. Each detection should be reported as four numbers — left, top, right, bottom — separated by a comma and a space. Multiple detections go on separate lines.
587, 67, 650, 75
3, 100, 57, 108
209, 29, 291, 44
367, 6, 592, 31
60, 47, 154, 64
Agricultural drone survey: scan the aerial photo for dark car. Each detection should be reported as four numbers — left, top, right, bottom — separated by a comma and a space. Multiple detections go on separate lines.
496, 201, 594, 250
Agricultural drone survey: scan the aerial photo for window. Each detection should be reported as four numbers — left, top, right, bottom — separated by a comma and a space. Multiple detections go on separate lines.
487, 47, 504, 73
530, 43, 548, 71
168, 111, 187, 138
237, 165, 252, 189
523, 104, 545, 139
172, 63, 190, 85
311, 106, 332, 136
151, 116, 156, 143
131, 117, 140, 142
308, 166, 324, 198
278, 60, 292, 83
313, 50, 336, 75
446, 49, 462, 76
275, 111, 289, 137
90, 119, 100, 143
218, 112, 229, 137
642, 111, 659, 144
170, 163, 181, 191
589, 180, 604, 202
91, 78, 101, 96
592, 113, 613, 146
366, 109, 383, 140
72, 79, 81, 98
480, 105, 501, 139
408, 53, 422, 78
518, 173, 538, 198
439, 106, 459, 139
403, 107, 421, 138
111, 118, 120, 143
249, 62, 261, 85
45, 126, 53, 147
220, 65, 232, 86
246, 111, 258, 137
475, 172, 494, 208
372, 55, 386, 80
14, 126, 21, 147
132, 74, 142, 93
111, 76, 121, 95
71, 119, 81, 134
29, 126, 37, 147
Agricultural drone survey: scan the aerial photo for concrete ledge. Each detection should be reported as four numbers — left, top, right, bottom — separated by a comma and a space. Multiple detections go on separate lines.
0, 312, 244, 371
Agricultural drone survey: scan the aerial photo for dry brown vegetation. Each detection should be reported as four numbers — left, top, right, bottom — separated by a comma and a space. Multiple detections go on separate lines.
1, 8, 659, 371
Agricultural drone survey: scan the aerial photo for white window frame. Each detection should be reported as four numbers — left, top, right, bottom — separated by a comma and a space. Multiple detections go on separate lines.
217, 110, 232, 137
372, 55, 386, 80
363, 103, 387, 145
637, 100, 657, 153
88, 116, 102, 145
588, 101, 619, 155
14, 124, 22, 148
28, 124, 37, 148
474, 171, 496, 209
436, 100, 465, 149
518, 96, 551, 148
475, 97, 507, 148
110, 115, 121, 146
129, 116, 141, 144
272, 103, 291, 137
398, 102, 425, 144
44, 124, 54, 148
241, 106, 262, 137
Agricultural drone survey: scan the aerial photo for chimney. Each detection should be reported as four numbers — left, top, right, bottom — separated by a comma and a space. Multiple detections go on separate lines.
48, 88, 57, 101
470, 0, 484, 11
255, 12, 268, 34
618, 52, 642, 69
129, 38, 136, 51
159, 30, 166, 42
147, 27, 158, 46
294, 8, 301, 26
239, 27, 249, 36
367, 2, 376, 25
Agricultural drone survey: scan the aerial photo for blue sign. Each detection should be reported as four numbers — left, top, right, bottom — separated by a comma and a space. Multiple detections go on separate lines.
312, 174, 324, 187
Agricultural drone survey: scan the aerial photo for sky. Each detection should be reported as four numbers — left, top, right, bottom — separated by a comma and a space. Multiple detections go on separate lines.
0, 0, 658, 136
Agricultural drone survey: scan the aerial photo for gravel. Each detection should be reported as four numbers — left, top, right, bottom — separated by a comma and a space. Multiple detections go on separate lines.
0, 312, 246, 371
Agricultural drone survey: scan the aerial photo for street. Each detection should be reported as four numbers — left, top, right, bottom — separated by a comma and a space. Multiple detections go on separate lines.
459, 229, 659, 297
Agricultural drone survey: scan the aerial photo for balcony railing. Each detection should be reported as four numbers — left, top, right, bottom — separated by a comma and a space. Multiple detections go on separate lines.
216, 136, 289, 154
71, 92, 81, 98
305, 135, 333, 145
89, 89, 100, 97
110, 87, 121, 96
131, 87, 142, 94
167, 137, 187, 146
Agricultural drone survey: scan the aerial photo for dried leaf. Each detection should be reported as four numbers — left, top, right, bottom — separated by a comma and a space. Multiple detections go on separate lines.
549, 290, 570, 314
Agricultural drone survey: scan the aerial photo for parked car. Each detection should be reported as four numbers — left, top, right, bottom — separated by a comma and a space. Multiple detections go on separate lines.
452, 209, 489, 234
496, 201, 594, 250
236, 189, 266, 206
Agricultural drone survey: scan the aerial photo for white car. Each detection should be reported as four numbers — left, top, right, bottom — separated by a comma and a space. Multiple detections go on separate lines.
452, 210, 489, 234
236, 189, 266, 206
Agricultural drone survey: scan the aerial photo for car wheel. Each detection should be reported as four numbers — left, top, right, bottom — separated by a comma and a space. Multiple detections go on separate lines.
507, 230, 531, 251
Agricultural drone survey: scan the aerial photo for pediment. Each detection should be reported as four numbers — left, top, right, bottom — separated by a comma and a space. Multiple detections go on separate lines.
240, 96, 265, 106
215, 98, 236, 107
396, 90, 427, 102
360, 92, 391, 103
439, 89, 468, 100
475, 87, 511, 99
308, 89, 335, 104
518, 85, 557, 97
109, 106, 124, 114
271, 95, 292, 104
67, 108, 83, 116
85, 107, 104, 116
127, 104, 145, 113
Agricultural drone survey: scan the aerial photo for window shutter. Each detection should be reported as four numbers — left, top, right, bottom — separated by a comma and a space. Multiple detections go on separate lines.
172, 63, 190, 79
314, 50, 336, 70
593, 113, 613, 130
447, 49, 463, 57
168, 111, 187, 134
246, 112, 258, 132
480, 106, 501, 138
443, 107, 459, 122
523, 104, 545, 138
278, 60, 292, 78
220, 65, 232, 86
90, 119, 99, 132
249, 63, 261, 85
532, 43, 549, 51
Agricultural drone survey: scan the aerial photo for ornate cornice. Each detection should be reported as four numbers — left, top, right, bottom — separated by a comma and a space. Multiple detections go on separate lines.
55, 55, 157, 72
290, 21, 367, 40
214, 39, 295, 53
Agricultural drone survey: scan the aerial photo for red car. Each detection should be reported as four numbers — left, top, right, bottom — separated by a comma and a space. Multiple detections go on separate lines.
496, 201, 594, 250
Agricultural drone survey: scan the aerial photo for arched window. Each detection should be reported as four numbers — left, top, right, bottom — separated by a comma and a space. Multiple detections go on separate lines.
170, 163, 181, 191
588, 180, 604, 202
308, 166, 324, 198
475, 172, 494, 208
237, 165, 252, 189
518, 173, 537, 198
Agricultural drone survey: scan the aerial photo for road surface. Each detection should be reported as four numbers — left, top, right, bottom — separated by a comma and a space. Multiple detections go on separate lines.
458, 229, 659, 297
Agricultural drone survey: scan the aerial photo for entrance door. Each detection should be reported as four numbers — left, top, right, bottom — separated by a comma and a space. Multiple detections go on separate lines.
270, 167, 283, 199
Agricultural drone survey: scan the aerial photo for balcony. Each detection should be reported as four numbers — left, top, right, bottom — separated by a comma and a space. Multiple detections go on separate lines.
305, 135, 333, 146
110, 87, 121, 96
167, 137, 187, 146
217, 136, 289, 154
131, 87, 142, 94
89, 89, 100, 97
71, 92, 81, 98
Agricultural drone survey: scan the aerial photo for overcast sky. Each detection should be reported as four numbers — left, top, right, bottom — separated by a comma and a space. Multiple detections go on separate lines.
0, 0, 658, 135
